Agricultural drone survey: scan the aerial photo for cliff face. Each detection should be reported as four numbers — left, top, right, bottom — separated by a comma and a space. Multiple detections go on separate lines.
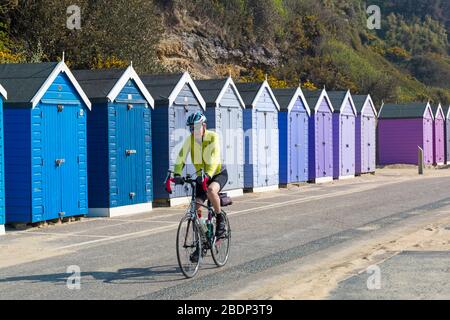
155, 8, 280, 79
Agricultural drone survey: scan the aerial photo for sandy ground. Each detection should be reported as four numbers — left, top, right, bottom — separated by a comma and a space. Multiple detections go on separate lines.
229, 212, 450, 300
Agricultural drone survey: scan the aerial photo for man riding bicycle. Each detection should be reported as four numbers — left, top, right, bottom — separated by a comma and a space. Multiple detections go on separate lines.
173, 112, 228, 241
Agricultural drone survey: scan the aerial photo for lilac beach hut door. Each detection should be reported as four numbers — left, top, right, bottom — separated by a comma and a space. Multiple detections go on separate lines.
432, 104, 445, 165
305, 89, 334, 183
424, 109, 434, 165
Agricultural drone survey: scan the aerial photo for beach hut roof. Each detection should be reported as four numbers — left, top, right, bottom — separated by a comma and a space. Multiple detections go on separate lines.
272, 87, 311, 116
303, 89, 334, 113
235, 81, 280, 110
73, 65, 154, 107
0, 61, 91, 109
0, 83, 6, 100
327, 90, 357, 115
352, 94, 378, 116
430, 103, 444, 119
378, 102, 432, 120
195, 77, 245, 108
141, 72, 205, 109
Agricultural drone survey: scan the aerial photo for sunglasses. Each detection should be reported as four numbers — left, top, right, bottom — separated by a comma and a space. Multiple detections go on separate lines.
189, 124, 203, 133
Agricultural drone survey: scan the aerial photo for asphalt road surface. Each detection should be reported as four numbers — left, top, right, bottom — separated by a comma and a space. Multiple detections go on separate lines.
0, 169, 449, 299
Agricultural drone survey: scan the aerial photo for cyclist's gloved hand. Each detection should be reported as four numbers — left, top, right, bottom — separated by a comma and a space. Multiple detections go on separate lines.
174, 174, 184, 185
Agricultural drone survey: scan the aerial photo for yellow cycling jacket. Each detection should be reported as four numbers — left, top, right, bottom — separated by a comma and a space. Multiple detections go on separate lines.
174, 130, 223, 177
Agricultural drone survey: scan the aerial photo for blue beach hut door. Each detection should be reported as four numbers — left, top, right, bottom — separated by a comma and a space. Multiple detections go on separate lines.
256, 111, 268, 186
257, 110, 276, 186
115, 104, 146, 206
173, 105, 199, 197
222, 107, 240, 190
42, 104, 82, 220
289, 111, 300, 182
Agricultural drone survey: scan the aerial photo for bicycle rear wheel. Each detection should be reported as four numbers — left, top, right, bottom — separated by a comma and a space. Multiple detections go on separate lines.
211, 212, 231, 267
176, 215, 202, 278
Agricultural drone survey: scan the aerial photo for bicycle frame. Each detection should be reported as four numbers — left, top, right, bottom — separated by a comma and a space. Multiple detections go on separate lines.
165, 169, 215, 241
167, 169, 231, 277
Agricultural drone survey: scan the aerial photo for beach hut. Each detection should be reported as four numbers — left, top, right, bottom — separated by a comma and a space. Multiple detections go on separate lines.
378, 102, 434, 165
141, 72, 206, 206
445, 106, 450, 164
0, 62, 91, 224
352, 94, 377, 175
195, 77, 245, 197
431, 104, 445, 165
328, 90, 357, 180
236, 81, 280, 192
273, 87, 310, 185
0, 84, 6, 234
73, 66, 155, 217
304, 89, 334, 183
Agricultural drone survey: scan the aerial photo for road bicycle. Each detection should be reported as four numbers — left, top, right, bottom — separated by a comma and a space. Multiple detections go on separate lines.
165, 170, 232, 278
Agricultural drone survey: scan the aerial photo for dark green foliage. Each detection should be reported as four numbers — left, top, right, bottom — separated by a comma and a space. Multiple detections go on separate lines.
4, 0, 163, 73
1, 0, 450, 104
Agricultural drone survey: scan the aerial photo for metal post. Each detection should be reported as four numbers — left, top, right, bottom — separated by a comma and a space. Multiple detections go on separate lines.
418, 147, 424, 175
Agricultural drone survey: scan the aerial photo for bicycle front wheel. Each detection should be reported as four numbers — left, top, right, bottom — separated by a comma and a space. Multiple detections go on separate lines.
211, 212, 231, 267
176, 215, 202, 278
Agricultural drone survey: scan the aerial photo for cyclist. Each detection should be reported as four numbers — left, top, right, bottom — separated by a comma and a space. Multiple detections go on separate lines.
173, 112, 228, 250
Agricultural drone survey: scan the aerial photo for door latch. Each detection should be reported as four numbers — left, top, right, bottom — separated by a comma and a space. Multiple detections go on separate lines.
55, 159, 65, 166
126, 150, 137, 156
129, 192, 136, 199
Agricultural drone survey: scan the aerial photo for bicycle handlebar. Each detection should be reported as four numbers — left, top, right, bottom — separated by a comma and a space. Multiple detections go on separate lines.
164, 169, 208, 194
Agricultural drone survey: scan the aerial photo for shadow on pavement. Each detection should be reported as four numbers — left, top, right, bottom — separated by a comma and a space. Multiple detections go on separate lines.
0, 265, 199, 285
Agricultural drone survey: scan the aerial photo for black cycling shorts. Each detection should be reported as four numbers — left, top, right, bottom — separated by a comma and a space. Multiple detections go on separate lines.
196, 169, 228, 202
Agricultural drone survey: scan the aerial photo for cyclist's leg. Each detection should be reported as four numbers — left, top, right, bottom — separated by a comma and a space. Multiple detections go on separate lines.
195, 182, 208, 216
195, 198, 205, 214
206, 181, 221, 213
207, 170, 228, 213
